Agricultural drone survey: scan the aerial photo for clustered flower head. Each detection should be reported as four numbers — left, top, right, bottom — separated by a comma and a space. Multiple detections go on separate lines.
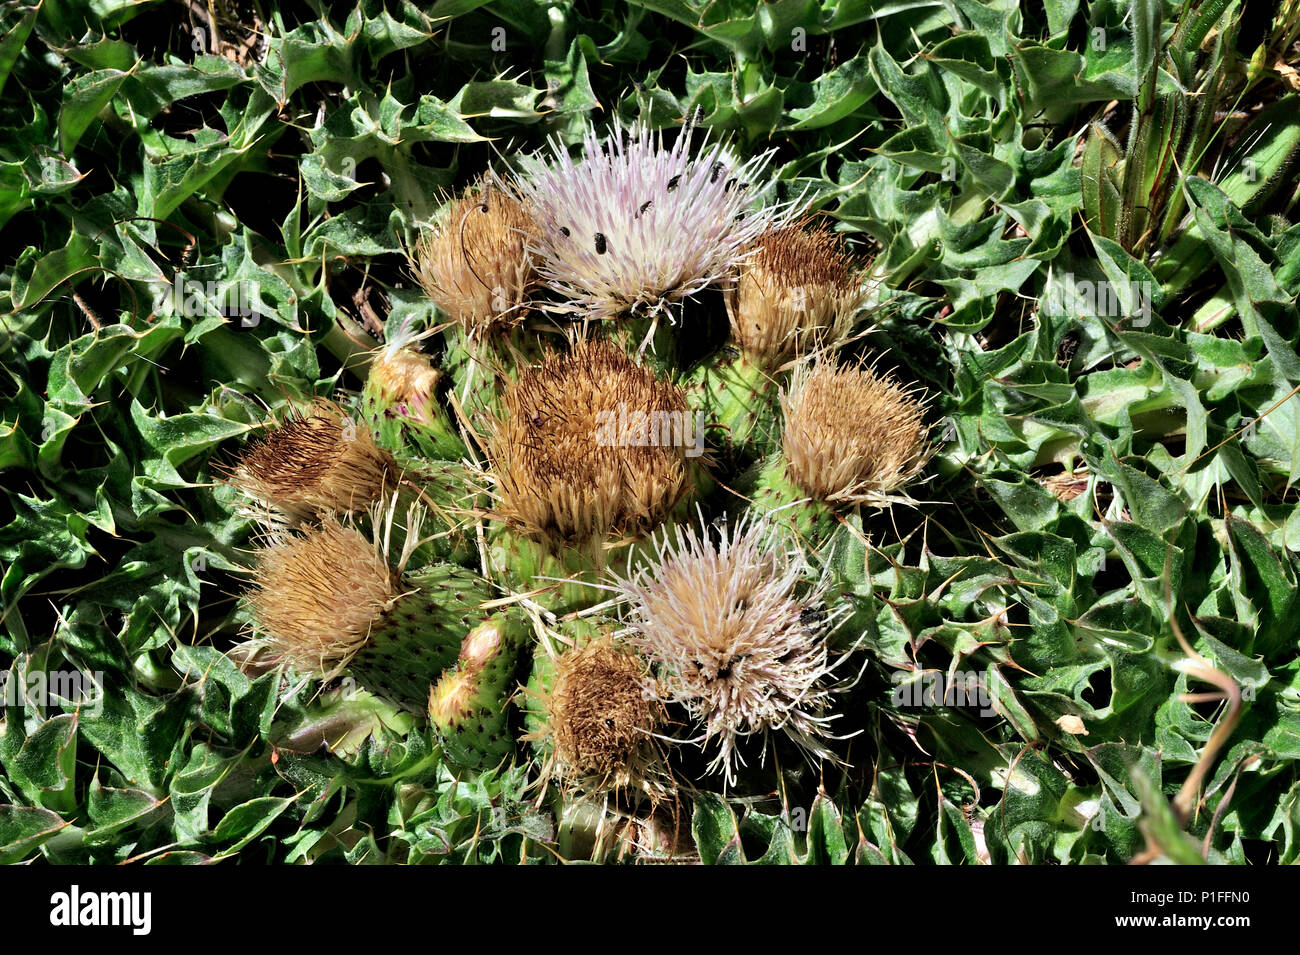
488, 339, 692, 548
413, 178, 538, 335
508, 116, 785, 320
615, 515, 836, 784
537, 634, 665, 793
726, 219, 867, 365
781, 360, 932, 506
244, 517, 397, 680
227, 401, 397, 523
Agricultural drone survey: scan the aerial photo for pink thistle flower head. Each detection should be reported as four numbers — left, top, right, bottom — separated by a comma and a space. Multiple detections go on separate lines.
508, 115, 790, 321
613, 513, 839, 784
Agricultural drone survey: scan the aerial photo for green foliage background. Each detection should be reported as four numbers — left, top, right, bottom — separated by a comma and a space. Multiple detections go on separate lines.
1, 0, 1299, 863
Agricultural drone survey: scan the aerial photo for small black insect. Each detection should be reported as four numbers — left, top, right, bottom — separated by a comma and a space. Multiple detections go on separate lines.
684, 104, 703, 135
667, 175, 681, 192
722, 345, 740, 360
559, 226, 571, 237
638, 200, 653, 217
594, 232, 607, 254
710, 160, 725, 184
800, 606, 827, 633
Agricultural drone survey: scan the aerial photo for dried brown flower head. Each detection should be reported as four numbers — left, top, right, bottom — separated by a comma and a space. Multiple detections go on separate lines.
725, 221, 866, 365
541, 635, 664, 791
1041, 466, 1090, 503
488, 340, 693, 547
413, 181, 538, 335
781, 361, 931, 506
244, 518, 397, 679
228, 402, 397, 523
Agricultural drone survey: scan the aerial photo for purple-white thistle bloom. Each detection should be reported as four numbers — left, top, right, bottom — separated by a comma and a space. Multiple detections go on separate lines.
507, 116, 787, 321
613, 513, 839, 784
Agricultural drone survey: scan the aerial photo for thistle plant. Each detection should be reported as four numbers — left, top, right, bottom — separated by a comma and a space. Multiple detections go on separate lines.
508, 117, 784, 321
613, 515, 839, 785
12, 0, 1299, 870
218, 111, 932, 855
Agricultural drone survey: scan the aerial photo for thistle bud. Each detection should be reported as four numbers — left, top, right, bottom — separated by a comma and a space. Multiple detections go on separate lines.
429, 613, 529, 772
726, 220, 866, 366
361, 336, 466, 460
413, 181, 538, 335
